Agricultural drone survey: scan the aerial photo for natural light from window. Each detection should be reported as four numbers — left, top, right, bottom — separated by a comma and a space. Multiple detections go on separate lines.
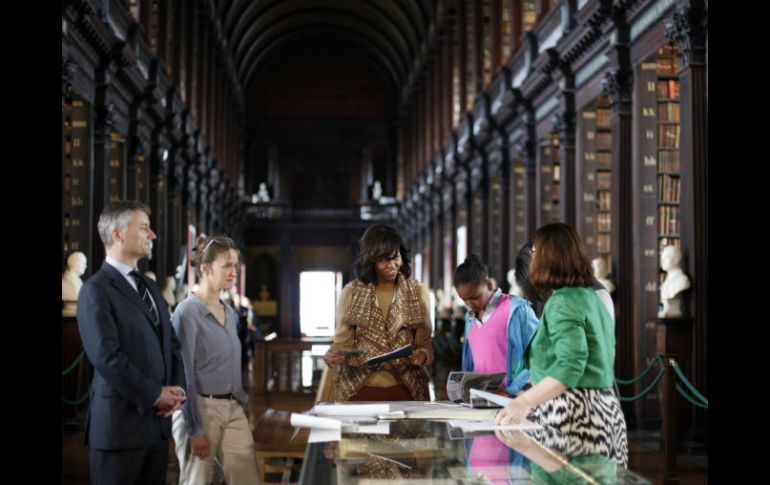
299, 271, 339, 337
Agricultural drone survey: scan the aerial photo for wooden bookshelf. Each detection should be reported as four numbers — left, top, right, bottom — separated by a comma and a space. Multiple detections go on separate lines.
655, 44, 682, 279
510, 153, 527, 263
632, 42, 683, 428
539, 132, 560, 225
108, 131, 126, 203
595, 96, 612, 269
62, 94, 93, 263
578, 95, 613, 268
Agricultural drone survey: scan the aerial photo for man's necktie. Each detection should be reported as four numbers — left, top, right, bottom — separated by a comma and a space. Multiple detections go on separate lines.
130, 271, 160, 327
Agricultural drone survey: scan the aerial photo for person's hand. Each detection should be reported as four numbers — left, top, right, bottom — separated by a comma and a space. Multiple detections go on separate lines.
495, 396, 533, 425
409, 348, 430, 366
191, 435, 211, 458
156, 386, 186, 416
323, 348, 345, 368
495, 429, 531, 451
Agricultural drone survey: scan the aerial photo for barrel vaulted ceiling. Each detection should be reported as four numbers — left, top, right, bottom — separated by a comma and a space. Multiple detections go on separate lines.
216, 0, 437, 104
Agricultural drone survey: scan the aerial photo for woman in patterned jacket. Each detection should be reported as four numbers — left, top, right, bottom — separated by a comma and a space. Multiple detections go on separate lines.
323, 223, 434, 401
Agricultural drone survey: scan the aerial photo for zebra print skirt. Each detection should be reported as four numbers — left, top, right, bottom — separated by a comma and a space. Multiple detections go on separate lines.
529, 387, 628, 467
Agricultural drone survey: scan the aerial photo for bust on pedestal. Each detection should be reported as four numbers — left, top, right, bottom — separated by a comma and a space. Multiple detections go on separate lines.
658, 245, 691, 318
592, 257, 615, 294
62, 251, 87, 317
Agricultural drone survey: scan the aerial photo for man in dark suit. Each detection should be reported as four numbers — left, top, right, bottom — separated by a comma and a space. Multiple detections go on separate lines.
78, 200, 187, 485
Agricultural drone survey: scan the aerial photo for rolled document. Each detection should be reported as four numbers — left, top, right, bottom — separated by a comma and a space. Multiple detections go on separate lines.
313, 403, 390, 416
290, 413, 342, 430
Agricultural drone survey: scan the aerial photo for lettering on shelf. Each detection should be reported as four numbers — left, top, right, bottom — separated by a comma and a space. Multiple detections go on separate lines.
645, 216, 655, 226
644, 155, 656, 167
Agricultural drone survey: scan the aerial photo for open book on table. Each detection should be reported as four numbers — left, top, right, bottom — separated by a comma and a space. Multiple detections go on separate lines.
446, 371, 507, 407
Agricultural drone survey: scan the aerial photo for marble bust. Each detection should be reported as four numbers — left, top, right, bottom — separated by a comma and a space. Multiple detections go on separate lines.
658, 245, 691, 318
592, 257, 615, 294
62, 251, 87, 317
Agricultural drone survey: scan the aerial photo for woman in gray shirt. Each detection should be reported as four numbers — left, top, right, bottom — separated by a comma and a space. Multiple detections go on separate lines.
171, 235, 258, 485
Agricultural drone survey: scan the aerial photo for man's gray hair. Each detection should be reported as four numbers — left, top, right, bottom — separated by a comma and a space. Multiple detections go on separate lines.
97, 200, 151, 248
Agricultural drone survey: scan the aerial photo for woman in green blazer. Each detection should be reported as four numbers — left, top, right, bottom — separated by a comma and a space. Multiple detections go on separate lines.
495, 223, 628, 467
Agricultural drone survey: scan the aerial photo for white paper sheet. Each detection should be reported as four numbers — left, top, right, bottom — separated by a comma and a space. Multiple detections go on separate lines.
447, 418, 542, 432
308, 428, 341, 443
290, 413, 342, 430
313, 403, 390, 416
469, 388, 514, 406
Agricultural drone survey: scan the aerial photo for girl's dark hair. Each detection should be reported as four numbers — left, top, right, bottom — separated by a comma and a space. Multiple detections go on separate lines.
453, 254, 489, 287
529, 223, 596, 297
190, 235, 238, 280
515, 242, 544, 317
353, 224, 412, 284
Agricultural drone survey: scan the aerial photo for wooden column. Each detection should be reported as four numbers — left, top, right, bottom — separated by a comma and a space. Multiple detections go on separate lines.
603, 13, 635, 422
666, 0, 708, 442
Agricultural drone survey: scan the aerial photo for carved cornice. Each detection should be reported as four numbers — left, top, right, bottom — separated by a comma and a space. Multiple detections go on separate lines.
62, 55, 77, 96
602, 69, 632, 112
665, 4, 708, 68
552, 109, 576, 141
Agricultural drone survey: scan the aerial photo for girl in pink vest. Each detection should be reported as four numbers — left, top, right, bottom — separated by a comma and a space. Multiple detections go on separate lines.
455, 252, 539, 395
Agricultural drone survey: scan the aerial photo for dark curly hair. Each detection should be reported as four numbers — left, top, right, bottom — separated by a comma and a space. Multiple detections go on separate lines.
353, 224, 412, 284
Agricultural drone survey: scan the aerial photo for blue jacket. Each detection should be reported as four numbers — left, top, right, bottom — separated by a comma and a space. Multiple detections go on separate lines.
461, 294, 539, 395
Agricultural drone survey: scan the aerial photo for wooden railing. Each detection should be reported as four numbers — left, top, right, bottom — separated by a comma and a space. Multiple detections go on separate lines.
252, 338, 332, 405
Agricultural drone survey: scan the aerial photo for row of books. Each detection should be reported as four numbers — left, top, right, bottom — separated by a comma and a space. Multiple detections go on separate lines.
658, 205, 680, 236
658, 102, 681, 122
596, 151, 612, 169
596, 172, 612, 190
597, 191, 611, 211
658, 125, 681, 148
658, 174, 680, 203
657, 79, 680, 100
551, 183, 560, 200
596, 212, 611, 232
658, 150, 681, 173
596, 108, 611, 128
597, 233, 611, 254
596, 132, 612, 150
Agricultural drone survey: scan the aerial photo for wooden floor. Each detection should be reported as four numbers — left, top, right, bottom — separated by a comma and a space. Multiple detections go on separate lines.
62, 371, 707, 484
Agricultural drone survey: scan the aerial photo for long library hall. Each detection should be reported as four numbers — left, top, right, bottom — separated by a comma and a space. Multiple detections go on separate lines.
62, 0, 708, 483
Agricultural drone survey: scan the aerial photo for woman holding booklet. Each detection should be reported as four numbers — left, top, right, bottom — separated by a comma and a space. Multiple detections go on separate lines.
323, 223, 434, 401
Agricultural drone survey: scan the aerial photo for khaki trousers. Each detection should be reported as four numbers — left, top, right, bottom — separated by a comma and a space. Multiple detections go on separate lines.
172, 396, 259, 485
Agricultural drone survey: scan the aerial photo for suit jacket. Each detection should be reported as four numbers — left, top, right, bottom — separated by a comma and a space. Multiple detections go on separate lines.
77, 262, 186, 450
